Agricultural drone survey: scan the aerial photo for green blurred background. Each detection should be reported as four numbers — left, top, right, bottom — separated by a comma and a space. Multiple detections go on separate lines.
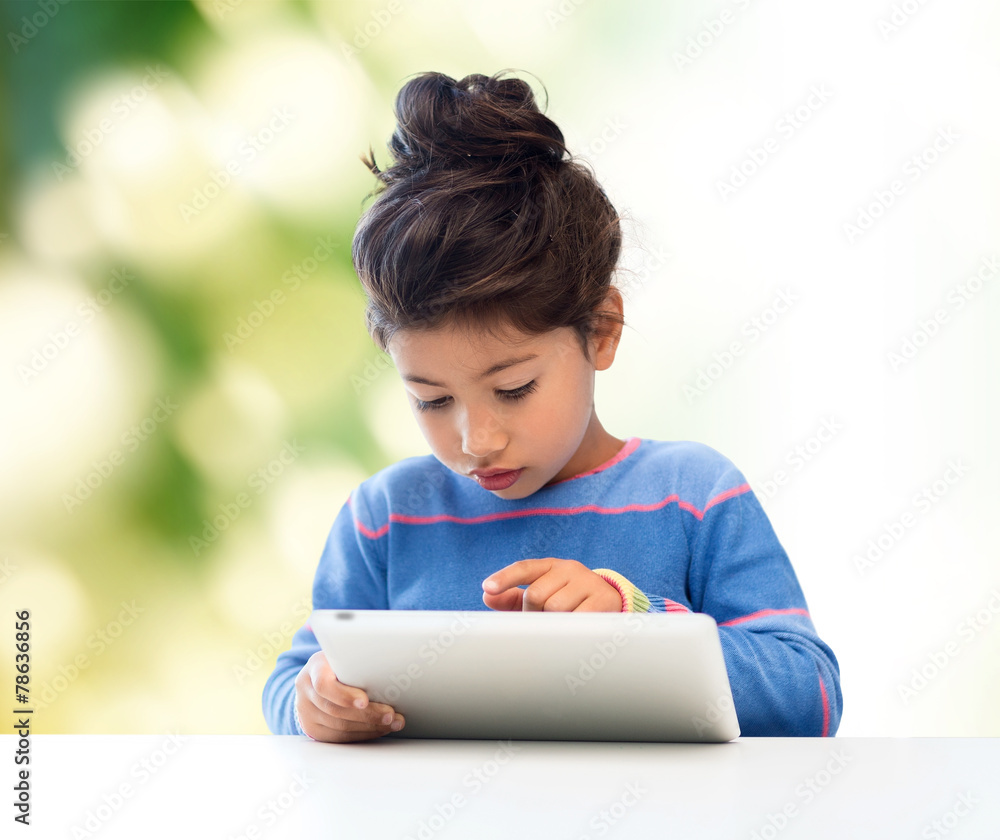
2, 0, 658, 736
0, 0, 427, 734
2, 0, 999, 737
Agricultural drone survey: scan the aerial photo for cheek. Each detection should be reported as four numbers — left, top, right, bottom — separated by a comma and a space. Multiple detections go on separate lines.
419, 413, 462, 460
535, 375, 592, 429
415, 411, 446, 442
557, 365, 594, 409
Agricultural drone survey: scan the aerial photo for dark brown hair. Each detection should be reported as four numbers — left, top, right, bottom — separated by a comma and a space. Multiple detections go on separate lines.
352, 70, 623, 359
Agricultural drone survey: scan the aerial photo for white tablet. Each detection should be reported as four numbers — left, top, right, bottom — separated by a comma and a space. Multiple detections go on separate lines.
311, 609, 740, 743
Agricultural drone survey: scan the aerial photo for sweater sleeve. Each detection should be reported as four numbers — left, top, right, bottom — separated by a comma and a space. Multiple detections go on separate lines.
261, 488, 388, 735
694, 483, 842, 736
591, 568, 693, 614
596, 479, 842, 737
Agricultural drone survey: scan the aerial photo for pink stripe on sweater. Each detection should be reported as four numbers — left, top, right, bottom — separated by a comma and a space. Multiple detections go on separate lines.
718, 608, 810, 627
356, 519, 389, 539
819, 674, 830, 737
704, 483, 752, 513
352, 483, 753, 538
546, 436, 641, 485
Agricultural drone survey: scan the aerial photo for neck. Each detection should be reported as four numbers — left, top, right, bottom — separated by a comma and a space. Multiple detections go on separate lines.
548, 414, 625, 485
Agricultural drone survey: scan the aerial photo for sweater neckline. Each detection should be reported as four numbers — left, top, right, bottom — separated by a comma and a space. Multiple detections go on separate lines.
545, 436, 641, 486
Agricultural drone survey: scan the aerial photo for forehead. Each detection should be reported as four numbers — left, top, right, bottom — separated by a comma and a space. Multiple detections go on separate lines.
387, 322, 578, 376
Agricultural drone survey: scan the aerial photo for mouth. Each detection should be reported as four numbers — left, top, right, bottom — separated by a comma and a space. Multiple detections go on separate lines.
470, 468, 524, 491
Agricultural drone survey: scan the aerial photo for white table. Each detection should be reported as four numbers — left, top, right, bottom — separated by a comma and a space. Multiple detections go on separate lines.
4, 735, 998, 838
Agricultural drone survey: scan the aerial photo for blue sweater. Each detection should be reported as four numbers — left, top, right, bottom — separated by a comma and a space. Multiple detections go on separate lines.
262, 437, 842, 737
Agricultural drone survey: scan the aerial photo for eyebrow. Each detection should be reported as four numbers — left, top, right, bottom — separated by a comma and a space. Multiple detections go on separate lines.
402, 354, 538, 387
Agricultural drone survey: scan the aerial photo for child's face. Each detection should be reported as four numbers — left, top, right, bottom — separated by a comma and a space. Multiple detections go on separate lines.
387, 320, 614, 499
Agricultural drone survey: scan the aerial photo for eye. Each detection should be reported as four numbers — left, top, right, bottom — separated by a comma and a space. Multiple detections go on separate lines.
414, 396, 451, 412
497, 380, 537, 401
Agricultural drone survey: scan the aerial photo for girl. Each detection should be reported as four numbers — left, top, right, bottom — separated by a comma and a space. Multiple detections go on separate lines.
263, 70, 842, 743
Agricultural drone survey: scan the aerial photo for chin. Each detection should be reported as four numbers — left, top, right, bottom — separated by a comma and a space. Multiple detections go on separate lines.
496, 486, 535, 500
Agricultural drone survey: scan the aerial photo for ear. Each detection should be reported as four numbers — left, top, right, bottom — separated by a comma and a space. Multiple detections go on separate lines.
589, 287, 624, 372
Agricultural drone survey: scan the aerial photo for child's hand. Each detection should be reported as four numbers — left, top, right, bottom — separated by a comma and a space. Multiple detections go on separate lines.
482, 558, 622, 612
294, 651, 405, 742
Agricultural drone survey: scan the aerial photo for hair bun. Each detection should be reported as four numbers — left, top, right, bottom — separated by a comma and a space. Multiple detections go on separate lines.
384, 71, 567, 174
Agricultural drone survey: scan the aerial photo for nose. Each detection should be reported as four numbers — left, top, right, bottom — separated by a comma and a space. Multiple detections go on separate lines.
461, 403, 508, 459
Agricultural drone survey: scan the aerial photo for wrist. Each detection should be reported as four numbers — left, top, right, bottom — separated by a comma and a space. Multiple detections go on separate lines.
597, 574, 627, 612
591, 569, 651, 613
293, 697, 317, 740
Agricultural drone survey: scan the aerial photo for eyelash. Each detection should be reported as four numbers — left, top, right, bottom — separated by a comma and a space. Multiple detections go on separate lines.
414, 380, 538, 412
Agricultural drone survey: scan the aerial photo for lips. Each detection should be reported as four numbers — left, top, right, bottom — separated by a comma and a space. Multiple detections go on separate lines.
471, 468, 517, 477
471, 468, 523, 491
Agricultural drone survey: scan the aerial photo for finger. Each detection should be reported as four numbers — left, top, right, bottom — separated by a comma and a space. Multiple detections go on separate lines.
312, 659, 392, 716
308, 666, 370, 712
523, 578, 572, 612
311, 683, 399, 728
574, 594, 616, 612
316, 727, 383, 743
310, 712, 391, 734
316, 709, 406, 733
300, 679, 403, 731
300, 658, 398, 726
483, 588, 523, 611
483, 558, 555, 595
309, 714, 406, 743
305, 652, 367, 708
534, 584, 588, 613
